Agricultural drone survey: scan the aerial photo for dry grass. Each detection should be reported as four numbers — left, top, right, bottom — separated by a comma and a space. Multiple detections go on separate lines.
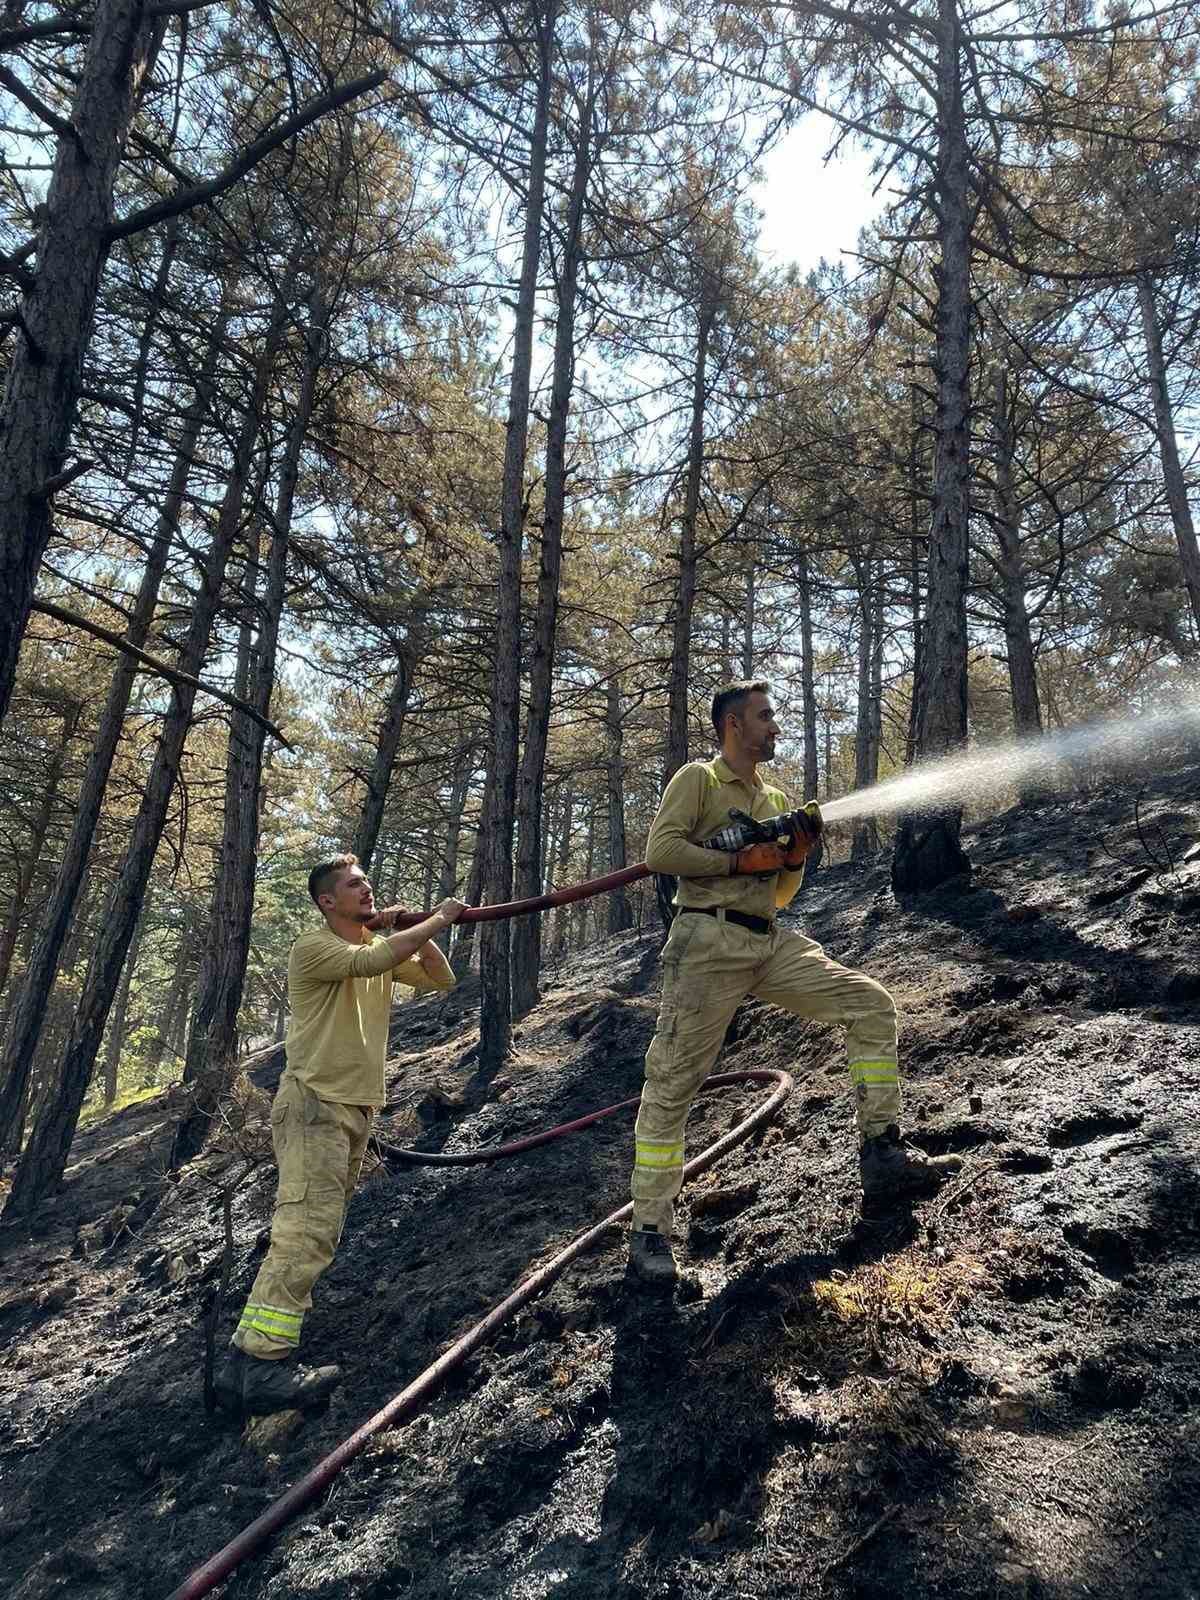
774, 1248, 986, 1379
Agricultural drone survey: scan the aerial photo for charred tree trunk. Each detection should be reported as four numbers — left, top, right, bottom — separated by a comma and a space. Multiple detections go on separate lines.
478, 0, 556, 1066
4, 294, 290, 1218
892, 0, 972, 895
511, 71, 592, 1018
0, 1, 164, 727
0, 329, 221, 1157
1138, 271, 1200, 643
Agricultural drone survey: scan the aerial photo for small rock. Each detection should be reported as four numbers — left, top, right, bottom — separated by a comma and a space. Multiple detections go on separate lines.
1006, 905, 1043, 923
244, 1410, 305, 1451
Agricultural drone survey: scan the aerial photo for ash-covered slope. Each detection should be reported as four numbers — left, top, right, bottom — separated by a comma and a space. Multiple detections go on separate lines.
2, 769, 1198, 1600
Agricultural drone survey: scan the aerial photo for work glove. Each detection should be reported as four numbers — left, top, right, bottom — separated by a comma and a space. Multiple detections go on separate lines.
782, 803, 823, 869
732, 841, 788, 875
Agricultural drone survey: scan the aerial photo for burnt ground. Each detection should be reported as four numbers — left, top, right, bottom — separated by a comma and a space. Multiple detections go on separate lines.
2, 767, 1200, 1600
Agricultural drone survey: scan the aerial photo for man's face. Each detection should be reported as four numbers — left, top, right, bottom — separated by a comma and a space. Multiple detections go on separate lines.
321, 865, 376, 923
732, 691, 780, 761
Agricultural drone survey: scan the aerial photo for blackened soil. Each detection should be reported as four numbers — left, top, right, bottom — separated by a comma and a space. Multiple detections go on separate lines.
3, 770, 1200, 1600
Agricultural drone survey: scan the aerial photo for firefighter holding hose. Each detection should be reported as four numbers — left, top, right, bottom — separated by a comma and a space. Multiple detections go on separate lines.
628, 681, 961, 1286
216, 854, 464, 1416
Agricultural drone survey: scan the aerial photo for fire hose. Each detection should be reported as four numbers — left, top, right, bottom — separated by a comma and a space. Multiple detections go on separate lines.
165, 1069, 793, 1600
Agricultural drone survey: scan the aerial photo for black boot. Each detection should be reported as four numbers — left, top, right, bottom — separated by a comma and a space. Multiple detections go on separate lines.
223, 1352, 342, 1416
628, 1224, 678, 1287
860, 1125, 963, 1203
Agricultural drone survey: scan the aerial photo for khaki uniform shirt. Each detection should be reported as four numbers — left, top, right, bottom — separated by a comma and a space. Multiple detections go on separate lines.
644, 755, 805, 919
284, 924, 455, 1108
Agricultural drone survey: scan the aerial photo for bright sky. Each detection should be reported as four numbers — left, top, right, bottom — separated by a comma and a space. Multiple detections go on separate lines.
754, 116, 887, 275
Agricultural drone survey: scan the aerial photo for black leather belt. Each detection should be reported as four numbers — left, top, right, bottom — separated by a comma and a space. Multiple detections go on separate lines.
680, 906, 773, 935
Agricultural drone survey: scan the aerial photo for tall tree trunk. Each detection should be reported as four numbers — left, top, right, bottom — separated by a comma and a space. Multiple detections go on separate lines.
573, 803, 595, 949
352, 621, 422, 870
1138, 271, 1200, 642
102, 901, 146, 1105
665, 296, 716, 783
992, 367, 1043, 742
436, 754, 472, 951
511, 72, 593, 1018
605, 675, 633, 933
0, 698, 80, 1000
550, 785, 574, 959
478, 0, 557, 1067
0, 1, 164, 727
4, 293, 290, 1218
170, 272, 327, 1170
798, 547, 819, 802
742, 556, 755, 679
892, 0, 972, 894
0, 330, 222, 1157
851, 556, 879, 860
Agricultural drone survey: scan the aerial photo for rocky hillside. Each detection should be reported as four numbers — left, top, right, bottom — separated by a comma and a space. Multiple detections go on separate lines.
2, 767, 1198, 1600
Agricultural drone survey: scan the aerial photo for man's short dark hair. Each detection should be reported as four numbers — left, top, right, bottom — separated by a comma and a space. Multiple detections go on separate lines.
308, 853, 358, 906
712, 680, 770, 740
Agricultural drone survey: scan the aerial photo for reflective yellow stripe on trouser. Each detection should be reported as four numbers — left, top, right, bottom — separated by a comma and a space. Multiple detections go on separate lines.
632, 914, 902, 1233
233, 1077, 372, 1359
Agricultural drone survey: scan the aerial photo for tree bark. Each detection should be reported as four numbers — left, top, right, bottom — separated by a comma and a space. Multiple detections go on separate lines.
4, 291, 290, 1217
436, 754, 472, 952
1138, 271, 1200, 643
352, 616, 423, 870
0, 328, 221, 1157
511, 66, 592, 1018
892, 0, 972, 895
478, 0, 557, 1067
0, 0, 164, 728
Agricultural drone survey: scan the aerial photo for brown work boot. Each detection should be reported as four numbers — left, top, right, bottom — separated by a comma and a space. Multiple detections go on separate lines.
860, 1125, 963, 1204
240, 1353, 342, 1415
628, 1224, 678, 1287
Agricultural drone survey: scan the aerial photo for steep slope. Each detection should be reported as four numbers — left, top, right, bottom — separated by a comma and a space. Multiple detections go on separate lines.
1, 768, 1198, 1600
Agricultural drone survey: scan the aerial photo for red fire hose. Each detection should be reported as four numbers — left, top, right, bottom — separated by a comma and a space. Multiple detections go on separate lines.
163, 1067, 793, 1600
373, 862, 652, 930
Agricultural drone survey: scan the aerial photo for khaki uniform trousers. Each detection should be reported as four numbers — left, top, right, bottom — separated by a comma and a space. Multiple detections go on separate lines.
631, 911, 900, 1233
233, 1075, 372, 1359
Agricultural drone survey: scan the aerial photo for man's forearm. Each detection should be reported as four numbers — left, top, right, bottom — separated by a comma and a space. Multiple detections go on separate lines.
416, 939, 455, 985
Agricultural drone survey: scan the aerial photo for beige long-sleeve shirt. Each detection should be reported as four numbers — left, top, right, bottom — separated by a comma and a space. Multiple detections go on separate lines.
645, 755, 806, 918
284, 924, 455, 1108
